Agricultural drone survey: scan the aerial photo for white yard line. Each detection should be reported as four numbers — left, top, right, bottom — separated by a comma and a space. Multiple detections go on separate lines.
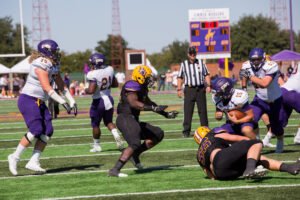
42, 184, 300, 200
0, 148, 197, 162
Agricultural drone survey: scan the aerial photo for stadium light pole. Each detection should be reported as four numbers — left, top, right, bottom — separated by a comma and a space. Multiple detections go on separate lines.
289, 0, 294, 51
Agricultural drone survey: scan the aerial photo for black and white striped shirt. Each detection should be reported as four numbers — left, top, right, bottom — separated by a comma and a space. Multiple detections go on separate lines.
178, 59, 209, 87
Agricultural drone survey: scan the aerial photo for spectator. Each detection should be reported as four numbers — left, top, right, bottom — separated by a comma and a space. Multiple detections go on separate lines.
165, 69, 173, 90
64, 73, 71, 89
115, 71, 125, 89
177, 46, 211, 138
157, 72, 166, 91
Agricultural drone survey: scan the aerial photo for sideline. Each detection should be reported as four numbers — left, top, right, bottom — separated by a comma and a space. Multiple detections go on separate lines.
43, 184, 300, 200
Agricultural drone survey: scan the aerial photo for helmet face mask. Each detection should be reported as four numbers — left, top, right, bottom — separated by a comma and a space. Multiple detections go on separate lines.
132, 65, 153, 87
37, 39, 61, 64
249, 48, 266, 70
212, 77, 234, 101
89, 53, 106, 69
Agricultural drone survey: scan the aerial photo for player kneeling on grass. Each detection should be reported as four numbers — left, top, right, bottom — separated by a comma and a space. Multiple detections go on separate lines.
211, 77, 258, 140
108, 65, 178, 177
8, 39, 77, 176
194, 126, 300, 180
85, 53, 124, 152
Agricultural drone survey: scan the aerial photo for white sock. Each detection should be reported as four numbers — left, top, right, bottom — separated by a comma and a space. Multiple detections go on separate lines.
263, 131, 273, 144
93, 139, 100, 145
111, 128, 120, 138
13, 144, 27, 159
30, 150, 42, 163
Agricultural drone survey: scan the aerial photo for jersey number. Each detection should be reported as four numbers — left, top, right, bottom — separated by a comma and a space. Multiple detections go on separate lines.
100, 77, 111, 90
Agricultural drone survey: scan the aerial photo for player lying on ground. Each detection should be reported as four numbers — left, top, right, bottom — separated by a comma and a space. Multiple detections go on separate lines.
194, 126, 300, 180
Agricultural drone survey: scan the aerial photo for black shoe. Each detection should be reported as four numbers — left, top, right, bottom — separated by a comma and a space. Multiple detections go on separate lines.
183, 132, 190, 138
108, 168, 128, 177
129, 153, 143, 169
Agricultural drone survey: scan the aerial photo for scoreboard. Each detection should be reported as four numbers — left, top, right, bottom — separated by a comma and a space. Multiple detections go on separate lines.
189, 8, 231, 59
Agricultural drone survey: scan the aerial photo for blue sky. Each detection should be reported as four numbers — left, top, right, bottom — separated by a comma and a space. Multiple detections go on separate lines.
1, 0, 299, 54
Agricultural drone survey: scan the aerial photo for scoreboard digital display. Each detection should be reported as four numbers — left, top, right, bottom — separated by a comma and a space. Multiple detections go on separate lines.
189, 8, 231, 59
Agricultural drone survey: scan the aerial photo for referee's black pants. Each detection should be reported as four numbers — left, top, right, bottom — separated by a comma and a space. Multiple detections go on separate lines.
183, 86, 208, 135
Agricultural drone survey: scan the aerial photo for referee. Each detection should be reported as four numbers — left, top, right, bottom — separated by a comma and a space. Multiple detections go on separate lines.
177, 46, 211, 138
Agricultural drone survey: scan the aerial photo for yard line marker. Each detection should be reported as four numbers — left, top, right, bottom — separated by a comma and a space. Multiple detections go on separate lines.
42, 184, 300, 200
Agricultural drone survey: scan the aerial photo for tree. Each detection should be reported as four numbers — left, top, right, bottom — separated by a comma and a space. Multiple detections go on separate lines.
230, 15, 290, 60
60, 49, 92, 73
148, 40, 189, 71
0, 17, 31, 67
95, 34, 128, 68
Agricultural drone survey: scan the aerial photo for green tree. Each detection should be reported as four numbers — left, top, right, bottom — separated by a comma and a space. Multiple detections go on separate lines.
148, 40, 189, 71
60, 49, 92, 73
230, 14, 290, 60
0, 17, 31, 67
95, 34, 128, 67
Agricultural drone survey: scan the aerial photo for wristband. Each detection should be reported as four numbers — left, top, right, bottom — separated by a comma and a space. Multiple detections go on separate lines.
48, 89, 66, 104
63, 88, 76, 106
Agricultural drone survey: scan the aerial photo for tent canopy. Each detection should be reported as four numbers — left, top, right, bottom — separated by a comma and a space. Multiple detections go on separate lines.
0, 63, 11, 74
271, 50, 300, 61
10, 56, 31, 73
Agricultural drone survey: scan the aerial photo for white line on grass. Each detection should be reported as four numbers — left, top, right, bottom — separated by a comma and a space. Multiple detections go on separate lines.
0, 148, 197, 162
42, 184, 300, 200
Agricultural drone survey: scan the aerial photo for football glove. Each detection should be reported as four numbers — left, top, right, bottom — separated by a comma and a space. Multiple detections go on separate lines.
239, 68, 254, 79
164, 110, 179, 119
152, 105, 168, 112
72, 103, 78, 116
62, 102, 71, 114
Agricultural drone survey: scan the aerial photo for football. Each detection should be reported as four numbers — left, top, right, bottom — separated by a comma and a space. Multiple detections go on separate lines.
228, 109, 246, 119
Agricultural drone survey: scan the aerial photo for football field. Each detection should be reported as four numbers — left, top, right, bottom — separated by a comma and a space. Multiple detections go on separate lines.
0, 90, 299, 200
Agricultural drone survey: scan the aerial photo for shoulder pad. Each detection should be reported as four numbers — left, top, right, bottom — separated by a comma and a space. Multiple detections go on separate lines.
32, 57, 52, 71
263, 61, 278, 74
86, 71, 95, 81
242, 61, 251, 69
232, 89, 248, 106
124, 80, 141, 91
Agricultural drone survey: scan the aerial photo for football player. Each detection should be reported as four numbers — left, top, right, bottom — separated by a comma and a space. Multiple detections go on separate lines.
211, 77, 258, 139
85, 53, 124, 152
8, 39, 77, 176
262, 62, 300, 146
108, 65, 178, 177
240, 48, 285, 153
194, 126, 300, 180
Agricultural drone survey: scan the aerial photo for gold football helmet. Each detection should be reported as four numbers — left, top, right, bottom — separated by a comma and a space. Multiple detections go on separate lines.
194, 126, 211, 144
132, 65, 153, 86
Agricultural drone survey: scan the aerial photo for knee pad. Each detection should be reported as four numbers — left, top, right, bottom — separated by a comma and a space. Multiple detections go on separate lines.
24, 132, 37, 143
39, 134, 51, 144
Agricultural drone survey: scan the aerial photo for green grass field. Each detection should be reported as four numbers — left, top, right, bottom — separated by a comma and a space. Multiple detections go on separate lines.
0, 89, 299, 200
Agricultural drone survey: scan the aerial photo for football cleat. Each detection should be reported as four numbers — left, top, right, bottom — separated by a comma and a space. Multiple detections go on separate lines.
108, 168, 128, 177
90, 144, 102, 153
294, 137, 300, 145
8, 154, 19, 176
25, 160, 46, 173
129, 153, 143, 169
263, 141, 276, 148
243, 166, 268, 179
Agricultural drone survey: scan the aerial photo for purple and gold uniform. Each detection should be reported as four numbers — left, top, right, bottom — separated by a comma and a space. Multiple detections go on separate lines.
116, 80, 164, 150
197, 131, 262, 180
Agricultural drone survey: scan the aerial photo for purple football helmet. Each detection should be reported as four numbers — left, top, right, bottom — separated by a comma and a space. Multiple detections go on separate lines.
212, 77, 234, 100
37, 39, 61, 64
249, 48, 266, 70
89, 53, 106, 69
